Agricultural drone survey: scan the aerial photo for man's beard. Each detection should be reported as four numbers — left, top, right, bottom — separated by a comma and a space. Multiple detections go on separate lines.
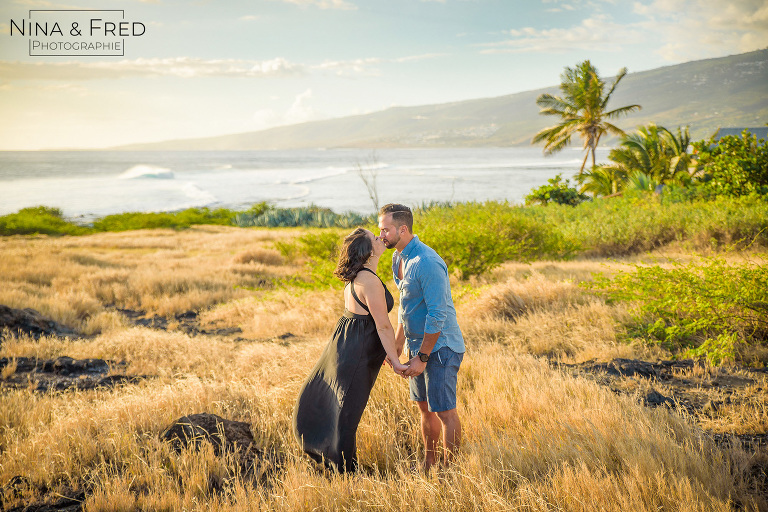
383, 233, 399, 249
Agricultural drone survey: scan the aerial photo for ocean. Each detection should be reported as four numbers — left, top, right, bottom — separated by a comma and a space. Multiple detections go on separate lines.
0, 147, 609, 221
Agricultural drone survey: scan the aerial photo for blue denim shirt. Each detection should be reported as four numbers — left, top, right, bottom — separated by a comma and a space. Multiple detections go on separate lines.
392, 236, 465, 355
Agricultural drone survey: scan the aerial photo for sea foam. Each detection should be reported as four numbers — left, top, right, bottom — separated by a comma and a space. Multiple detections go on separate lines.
118, 165, 175, 180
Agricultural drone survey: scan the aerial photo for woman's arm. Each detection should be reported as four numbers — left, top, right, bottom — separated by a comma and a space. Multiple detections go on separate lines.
357, 273, 408, 374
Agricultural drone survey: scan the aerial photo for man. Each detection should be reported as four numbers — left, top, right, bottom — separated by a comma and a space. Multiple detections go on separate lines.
378, 203, 465, 472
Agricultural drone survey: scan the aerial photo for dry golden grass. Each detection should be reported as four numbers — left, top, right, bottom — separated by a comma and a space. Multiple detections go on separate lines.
0, 229, 766, 511
0, 227, 299, 330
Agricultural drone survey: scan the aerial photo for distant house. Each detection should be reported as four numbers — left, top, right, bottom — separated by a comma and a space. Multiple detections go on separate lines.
714, 127, 768, 142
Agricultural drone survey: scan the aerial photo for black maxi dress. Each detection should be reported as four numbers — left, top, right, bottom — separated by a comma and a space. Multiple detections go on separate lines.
293, 268, 395, 472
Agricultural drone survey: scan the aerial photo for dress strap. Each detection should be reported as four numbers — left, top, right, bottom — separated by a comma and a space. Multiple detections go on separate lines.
348, 268, 382, 313
358, 267, 385, 284
348, 280, 369, 312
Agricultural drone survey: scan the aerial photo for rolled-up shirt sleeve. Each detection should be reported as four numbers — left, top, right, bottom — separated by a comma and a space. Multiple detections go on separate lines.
421, 258, 449, 334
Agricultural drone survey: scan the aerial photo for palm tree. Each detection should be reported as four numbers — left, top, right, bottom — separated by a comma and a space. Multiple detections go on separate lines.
664, 125, 694, 182
532, 61, 641, 174
606, 123, 694, 185
577, 165, 626, 197
625, 170, 661, 193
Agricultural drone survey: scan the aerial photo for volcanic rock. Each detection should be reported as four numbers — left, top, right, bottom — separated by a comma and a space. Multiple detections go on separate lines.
0, 305, 77, 340
160, 413, 260, 457
0, 356, 147, 392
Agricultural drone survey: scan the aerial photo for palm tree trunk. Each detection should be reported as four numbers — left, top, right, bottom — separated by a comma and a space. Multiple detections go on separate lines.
579, 151, 590, 174
591, 133, 602, 170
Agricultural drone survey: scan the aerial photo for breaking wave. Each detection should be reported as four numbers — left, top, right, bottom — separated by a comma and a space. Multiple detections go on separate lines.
118, 165, 175, 180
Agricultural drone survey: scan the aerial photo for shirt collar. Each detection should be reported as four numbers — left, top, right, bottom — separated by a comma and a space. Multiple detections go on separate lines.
399, 235, 419, 261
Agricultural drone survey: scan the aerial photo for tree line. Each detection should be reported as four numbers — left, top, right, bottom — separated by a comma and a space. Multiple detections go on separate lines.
529, 60, 768, 205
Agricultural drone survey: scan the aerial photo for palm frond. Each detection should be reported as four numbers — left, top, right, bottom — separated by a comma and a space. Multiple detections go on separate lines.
600, 67, 628, 109
602, 122, 626, 137
604, 104, 641, 119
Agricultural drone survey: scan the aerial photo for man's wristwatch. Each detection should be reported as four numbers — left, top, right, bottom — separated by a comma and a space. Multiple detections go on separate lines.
417, 351, 430, 362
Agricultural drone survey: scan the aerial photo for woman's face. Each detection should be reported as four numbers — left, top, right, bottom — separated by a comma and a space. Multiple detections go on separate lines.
365, 229, 386, 259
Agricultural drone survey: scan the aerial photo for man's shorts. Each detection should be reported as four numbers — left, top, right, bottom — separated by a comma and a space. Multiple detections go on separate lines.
409, 346, 464, 412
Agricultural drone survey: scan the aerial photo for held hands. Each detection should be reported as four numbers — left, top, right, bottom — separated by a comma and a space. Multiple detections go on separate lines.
386, 356, 410, 378
403, 356, 427, 378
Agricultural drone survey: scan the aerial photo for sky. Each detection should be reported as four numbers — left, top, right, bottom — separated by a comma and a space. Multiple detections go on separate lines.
0, 0, 766, 150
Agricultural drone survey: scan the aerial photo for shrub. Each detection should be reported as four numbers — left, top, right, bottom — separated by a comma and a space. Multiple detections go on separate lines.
92, 207, 234, 231
692, 129, 768, 197
415, 202, 576, 279
275, 230, 346, 288
545, 193, 768, 256
525, 174, 589, 206
0, 206, 91, 236
587, 255, 768, 364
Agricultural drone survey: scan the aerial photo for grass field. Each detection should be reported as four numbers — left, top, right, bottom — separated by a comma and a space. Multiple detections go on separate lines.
0, 227, 766, 511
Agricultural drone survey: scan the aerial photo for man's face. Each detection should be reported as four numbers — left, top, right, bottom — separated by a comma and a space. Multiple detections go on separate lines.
378, 214, 400, 249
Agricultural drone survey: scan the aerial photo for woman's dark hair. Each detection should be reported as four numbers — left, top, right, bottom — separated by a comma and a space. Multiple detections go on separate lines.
334, 228, 373, 282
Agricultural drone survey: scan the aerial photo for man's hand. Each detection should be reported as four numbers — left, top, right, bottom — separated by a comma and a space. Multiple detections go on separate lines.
404, 356, 427, 377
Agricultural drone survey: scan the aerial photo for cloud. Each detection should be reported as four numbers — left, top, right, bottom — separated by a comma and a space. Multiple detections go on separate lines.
251, 89, 320, 130
272, 0, 356, 9
0, 52, 445, 83
0, 57, 305, 80
541, 0, 613, 7
312, 53, 446, 76
632, 0, 768, 61
313, 57, 383, 76
392, 53, 447, 62
252, 108, 280, 129
480, 1, 767, 59
285, 88, 316, 123
480, 14, 644, 54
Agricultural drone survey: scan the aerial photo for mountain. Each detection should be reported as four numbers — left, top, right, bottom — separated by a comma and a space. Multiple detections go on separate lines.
114, 49, 768, 151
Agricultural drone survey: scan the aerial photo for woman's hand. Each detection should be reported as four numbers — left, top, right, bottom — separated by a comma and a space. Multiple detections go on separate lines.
387, 357, 409, 377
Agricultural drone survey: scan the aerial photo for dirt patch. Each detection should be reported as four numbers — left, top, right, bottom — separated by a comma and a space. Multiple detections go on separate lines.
557, 358, 768, 452
0, 480, 85, 512
0, 305, 78, 341
113, 307, 243, 337
0, 356, 150, 392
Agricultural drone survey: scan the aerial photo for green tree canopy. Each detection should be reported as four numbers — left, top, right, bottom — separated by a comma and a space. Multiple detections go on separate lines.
692, 129, 768, 197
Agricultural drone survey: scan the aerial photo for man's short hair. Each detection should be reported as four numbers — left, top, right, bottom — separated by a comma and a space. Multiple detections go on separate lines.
379, 203, 413, 232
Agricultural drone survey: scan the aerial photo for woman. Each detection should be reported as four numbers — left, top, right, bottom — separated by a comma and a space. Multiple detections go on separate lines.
293, 228, 408, 473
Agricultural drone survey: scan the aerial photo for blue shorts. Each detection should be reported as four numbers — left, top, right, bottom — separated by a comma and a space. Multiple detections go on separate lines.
409, 346, 463, 413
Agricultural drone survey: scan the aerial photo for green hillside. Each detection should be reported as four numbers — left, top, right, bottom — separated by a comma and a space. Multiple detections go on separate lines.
115, 49, 768, 150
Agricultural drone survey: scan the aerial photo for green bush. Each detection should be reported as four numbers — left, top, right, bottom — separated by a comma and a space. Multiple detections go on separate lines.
693, 130, 768, 197
0, 206, 91, 236
415, 202, 576, 279
541, 193, 768, 256
275, 230, 346, 289
525, 174, 589, 206
587, 255, 768, 364
92, 207, 235, 231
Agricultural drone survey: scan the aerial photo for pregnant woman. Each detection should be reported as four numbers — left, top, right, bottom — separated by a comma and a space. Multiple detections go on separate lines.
293, 228, 408, 473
